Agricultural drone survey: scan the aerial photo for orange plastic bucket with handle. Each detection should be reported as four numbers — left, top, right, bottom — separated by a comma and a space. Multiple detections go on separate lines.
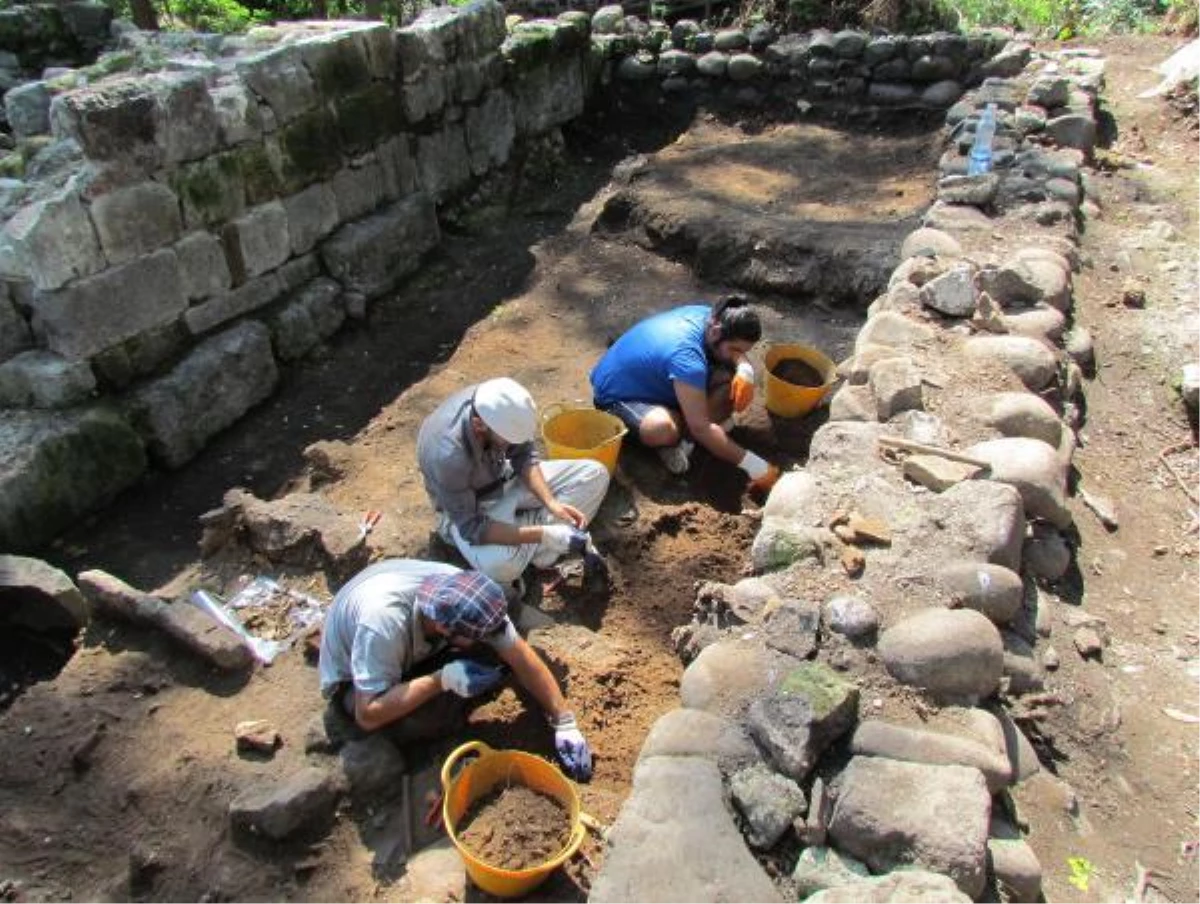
763, 343, 837, 418
441, 740, 587, 898
541, 402, 627, 476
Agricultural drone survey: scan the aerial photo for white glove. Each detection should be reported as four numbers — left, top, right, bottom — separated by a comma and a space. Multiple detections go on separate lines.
551, 712, 593, 781
440, 660, 505, 698
738, 450, 770, 480
540, 523, 585, 556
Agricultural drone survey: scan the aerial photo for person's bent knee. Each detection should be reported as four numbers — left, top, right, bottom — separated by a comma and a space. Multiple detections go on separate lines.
473, 551, 526, 586
639, 408, 683, 447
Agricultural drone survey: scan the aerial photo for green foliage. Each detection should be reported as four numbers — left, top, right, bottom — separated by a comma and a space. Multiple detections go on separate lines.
1079, 0, 1167, 31
949, 0, 1168, 34
167, 0, 267, 34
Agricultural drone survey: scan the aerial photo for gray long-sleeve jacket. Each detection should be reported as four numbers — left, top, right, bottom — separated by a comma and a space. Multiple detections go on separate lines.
416, 384, 540, 544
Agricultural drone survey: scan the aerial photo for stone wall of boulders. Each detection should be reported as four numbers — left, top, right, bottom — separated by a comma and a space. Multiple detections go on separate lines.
591, 12, 1023, 109
589, 49, 1105, 903
0, 2, 1018, 550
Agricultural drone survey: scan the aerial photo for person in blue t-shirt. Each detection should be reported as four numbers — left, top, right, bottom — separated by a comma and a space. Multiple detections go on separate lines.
590, 296, 780, 492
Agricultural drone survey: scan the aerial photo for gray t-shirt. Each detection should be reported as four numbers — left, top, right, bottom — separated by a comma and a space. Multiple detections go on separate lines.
318, 559, 518, 700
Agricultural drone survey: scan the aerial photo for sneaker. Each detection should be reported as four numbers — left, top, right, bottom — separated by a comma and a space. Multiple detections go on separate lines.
657, 440, 694, 475
504, 576, 526, 605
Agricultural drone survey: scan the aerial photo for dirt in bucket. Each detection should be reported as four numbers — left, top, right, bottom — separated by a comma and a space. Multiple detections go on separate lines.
456, 785, 572, 871
770, 357, 826, 387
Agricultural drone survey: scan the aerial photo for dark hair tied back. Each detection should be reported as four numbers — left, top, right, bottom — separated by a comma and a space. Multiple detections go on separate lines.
712, 293, 762, 344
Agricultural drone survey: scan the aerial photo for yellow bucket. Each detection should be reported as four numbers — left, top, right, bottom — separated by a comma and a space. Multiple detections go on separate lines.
763, 343, 837, 418
541, 403, 628, 476
441, 740, 587, 899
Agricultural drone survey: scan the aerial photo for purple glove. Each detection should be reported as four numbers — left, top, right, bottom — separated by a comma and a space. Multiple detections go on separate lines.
552, 712, 593, 782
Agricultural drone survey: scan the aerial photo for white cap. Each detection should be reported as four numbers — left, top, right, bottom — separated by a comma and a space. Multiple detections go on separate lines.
473, 378, 537, 444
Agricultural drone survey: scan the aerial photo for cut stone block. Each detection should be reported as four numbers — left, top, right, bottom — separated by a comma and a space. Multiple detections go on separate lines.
320, 193, 439, 299
90, 181, 183, 265
31, 248, 185, 359
126, 321, 278, 468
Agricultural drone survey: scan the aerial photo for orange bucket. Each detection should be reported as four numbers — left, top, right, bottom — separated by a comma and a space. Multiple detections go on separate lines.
441, 741, 586, 898
541, 403, 627, 476
763, 343, 836, 418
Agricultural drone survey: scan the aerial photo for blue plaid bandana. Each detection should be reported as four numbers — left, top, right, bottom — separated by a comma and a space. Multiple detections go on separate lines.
416, 571, 506, 640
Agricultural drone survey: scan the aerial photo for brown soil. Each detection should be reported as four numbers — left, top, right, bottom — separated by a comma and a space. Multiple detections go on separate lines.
770, 357, 827, 388
0, 33, 1195, 904
456, 786, 571, 871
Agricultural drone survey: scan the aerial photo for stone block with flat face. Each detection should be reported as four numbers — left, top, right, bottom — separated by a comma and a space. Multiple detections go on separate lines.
153, 72, 222, 166
90, 181, 183, 265
49, 78, 160, 167
0, 407, 146, 553
127, 320, 278, 468
320, 193, 438, 299
464, 88, 514, 175
222, 201, 290, 281
282, 183, 338, 256
236, 44, 319, 125
174, 230, 232, 301
0, 187, 105, 291
31, 249, 186, 359
298, 31, 373, 100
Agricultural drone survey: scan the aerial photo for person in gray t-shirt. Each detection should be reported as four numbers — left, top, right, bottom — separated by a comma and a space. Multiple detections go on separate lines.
318, 558, 593, 780
416, 378, 610, 596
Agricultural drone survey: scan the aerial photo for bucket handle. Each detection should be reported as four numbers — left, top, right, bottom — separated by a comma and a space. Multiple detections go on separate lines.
440, 739, 492, 796
561, 820, 587, 863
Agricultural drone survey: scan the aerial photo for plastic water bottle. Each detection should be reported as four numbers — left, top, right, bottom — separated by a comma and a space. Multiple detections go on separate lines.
967, 102, 997, 176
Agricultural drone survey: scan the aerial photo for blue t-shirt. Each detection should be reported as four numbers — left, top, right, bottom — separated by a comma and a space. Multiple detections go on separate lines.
590, 305, 711, 408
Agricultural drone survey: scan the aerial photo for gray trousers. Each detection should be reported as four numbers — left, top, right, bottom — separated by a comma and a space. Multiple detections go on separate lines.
439, 458, 610, 585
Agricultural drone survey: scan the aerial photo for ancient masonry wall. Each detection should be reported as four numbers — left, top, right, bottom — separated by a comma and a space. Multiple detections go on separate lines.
0, 1, 1025, 549
593, 46, 1107, 901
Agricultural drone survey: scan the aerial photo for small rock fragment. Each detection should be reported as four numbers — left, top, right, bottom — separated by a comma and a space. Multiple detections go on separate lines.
236, 719, 282, 754
1121, 281, 1146, 308
1073, 627, 1104, 660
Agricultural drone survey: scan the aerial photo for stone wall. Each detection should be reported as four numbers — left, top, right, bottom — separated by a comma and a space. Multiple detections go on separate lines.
0, 2, 1013, 550
592, 46, 1105, 902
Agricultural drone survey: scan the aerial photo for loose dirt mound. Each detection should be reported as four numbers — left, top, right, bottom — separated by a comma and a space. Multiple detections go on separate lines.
457, 786, 571, 871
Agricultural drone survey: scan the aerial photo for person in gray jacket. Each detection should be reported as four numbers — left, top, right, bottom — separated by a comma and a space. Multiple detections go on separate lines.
417, 378, 610, 597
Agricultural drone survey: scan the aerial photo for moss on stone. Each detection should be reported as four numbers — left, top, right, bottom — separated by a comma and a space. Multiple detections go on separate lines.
504, 25, 557, 70
0, 152, 24, 178
308, 41, 372, 99
82, 51, 137, 81
46, 71, 85, 93
171, 152, 245, 226
279, 107, 342, 191
334, 84, 400, 156
237, 144, 281, 205
17, 136, 53, 162
779, 662, 856, 718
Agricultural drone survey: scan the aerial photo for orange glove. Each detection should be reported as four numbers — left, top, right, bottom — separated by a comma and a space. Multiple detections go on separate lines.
739, 452, 780, 495
748, 463, 781, 495
730, 360, 755, 413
